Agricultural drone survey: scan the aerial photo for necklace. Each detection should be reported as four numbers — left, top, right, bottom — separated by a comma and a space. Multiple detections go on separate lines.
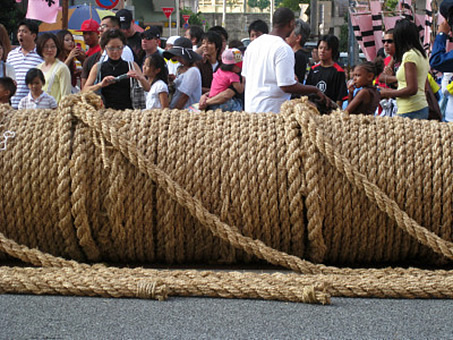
107, 59, 121, 71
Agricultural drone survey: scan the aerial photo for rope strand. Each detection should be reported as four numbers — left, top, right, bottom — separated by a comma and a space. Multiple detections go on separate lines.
0, 94, 451, 303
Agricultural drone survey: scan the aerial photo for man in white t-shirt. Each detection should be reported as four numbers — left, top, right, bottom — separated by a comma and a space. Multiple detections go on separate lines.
242, 8, 327, 113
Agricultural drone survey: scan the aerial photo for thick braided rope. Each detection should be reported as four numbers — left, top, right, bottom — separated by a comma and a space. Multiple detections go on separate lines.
4, 94, 449, 266
0, 93, 452, 303
0, 265, 332, 303
65, 94, 453, 271
0, 232, 329, 304
2, 230, 453, 301
290, 104, 453, 260
66, 95, 324, 274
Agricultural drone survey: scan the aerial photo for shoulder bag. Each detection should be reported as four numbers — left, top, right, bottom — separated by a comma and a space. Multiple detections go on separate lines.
128, 61, 146, 110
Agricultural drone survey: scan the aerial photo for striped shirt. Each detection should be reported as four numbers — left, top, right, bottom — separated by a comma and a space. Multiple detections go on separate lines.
6, 46, 43, 109
18, 91, 57, 109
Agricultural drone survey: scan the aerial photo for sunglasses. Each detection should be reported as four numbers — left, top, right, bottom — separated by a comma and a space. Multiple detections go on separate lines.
382, 39, 394, 44
142, 36, 158, 41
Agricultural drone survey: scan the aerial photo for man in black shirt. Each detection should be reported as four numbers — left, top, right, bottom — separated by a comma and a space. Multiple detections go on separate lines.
248, 19, 268, 41
116, 9, 142, 63
286, 18, 310, 83
305, 35, 347, 107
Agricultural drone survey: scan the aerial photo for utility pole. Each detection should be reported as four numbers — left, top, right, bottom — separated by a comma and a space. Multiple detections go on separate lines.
310, 0, 318, 38
348, 0, 358, 70
62, 0, 68, 30
222, 0, 226, 27
270, 0, 274, 26
176, 0, 180, 36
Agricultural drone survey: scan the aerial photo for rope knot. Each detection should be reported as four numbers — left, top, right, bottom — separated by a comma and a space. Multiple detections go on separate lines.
137, 280, 168, 301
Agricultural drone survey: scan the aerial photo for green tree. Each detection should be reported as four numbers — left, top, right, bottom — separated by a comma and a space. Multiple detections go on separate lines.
0, 0, 25, 41
278, 0, 300, 12
339, 16, 348, 52
247, 0, 271, 12
383, 0, 399, 11
180, 8, 209, 29
277, 0, 309, 13
227, 0, 240, 11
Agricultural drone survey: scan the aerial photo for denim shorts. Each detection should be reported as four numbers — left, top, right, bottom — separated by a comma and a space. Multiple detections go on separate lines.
398, 106, 429, 120
208, 97, 243, 112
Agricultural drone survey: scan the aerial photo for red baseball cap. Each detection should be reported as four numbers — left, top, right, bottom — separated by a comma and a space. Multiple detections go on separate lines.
78, 19, 100, 33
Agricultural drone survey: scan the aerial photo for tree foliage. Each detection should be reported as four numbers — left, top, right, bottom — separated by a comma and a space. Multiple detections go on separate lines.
227, 0, 240, 11
277, 0, 309, 13
247, 0, 310, 14
383, 0, 399, 11
180, 8, 209, 29
0, 0, 25, 41
247, 0, 270, 12
278, 0, 300, 12
339, 17, 348, 52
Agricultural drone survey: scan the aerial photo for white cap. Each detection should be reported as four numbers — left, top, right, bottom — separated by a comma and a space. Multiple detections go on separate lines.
167, 35, 180, 46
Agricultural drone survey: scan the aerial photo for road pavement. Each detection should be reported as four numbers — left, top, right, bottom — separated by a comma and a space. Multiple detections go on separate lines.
1, 294, 452, 339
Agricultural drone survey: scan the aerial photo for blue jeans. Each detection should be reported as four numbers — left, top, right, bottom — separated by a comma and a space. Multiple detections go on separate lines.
398, 106, 429, 120
209, 97, 243, 112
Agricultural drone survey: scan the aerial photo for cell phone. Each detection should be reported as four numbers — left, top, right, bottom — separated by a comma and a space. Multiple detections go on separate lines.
114, 74, 129, 82
76, 43, 81, 49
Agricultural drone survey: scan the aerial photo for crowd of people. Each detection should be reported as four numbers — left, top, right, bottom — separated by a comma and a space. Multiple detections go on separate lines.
1, 6, 453, 121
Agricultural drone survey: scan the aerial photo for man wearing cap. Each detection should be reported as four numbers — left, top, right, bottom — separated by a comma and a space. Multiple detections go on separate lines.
79, 19, 101, 57
430, 0, 453, 72
164, 36, 181, 79
116, 9, 143, 64
98, 16, 134, 62
163, 37, 202, 109
242, 7, 328, 113
138, 26, 162, 67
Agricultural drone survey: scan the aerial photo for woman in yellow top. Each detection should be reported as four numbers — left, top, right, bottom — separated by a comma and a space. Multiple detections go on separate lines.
36, 33, 71, 104
379, 19, 429, 120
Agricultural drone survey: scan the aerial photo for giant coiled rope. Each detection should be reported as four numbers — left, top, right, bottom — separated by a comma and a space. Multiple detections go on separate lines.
0, 92, 452, 304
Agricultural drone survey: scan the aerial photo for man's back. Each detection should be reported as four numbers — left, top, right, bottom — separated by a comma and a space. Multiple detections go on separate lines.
127, 32, 142, 63
242, 34, 296, 113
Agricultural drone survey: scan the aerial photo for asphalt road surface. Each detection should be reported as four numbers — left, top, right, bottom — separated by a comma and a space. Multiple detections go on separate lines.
1, 294, 452, 339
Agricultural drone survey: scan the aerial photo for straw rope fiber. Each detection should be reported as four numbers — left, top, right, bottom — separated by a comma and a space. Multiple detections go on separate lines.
0, 92, 452, 304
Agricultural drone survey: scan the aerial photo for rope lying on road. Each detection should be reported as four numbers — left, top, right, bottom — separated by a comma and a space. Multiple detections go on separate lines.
0, 92, 451, 304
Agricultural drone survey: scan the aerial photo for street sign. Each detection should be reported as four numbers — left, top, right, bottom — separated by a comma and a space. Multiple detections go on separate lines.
95, 0, 119, 10
183, 15, 190, 23
162, 7, 174, 19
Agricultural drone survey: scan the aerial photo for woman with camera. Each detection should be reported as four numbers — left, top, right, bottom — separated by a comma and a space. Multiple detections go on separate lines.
83, 29, 148, 110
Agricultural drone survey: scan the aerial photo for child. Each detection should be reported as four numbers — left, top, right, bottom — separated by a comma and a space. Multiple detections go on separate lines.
143, 54, 169, 109
342, 66, 357, 110
18, 68, 57, 109
345, 59, 384, 115
305, 35, 347, 108
0, 77, 17, 105
199, 48, 244, 112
